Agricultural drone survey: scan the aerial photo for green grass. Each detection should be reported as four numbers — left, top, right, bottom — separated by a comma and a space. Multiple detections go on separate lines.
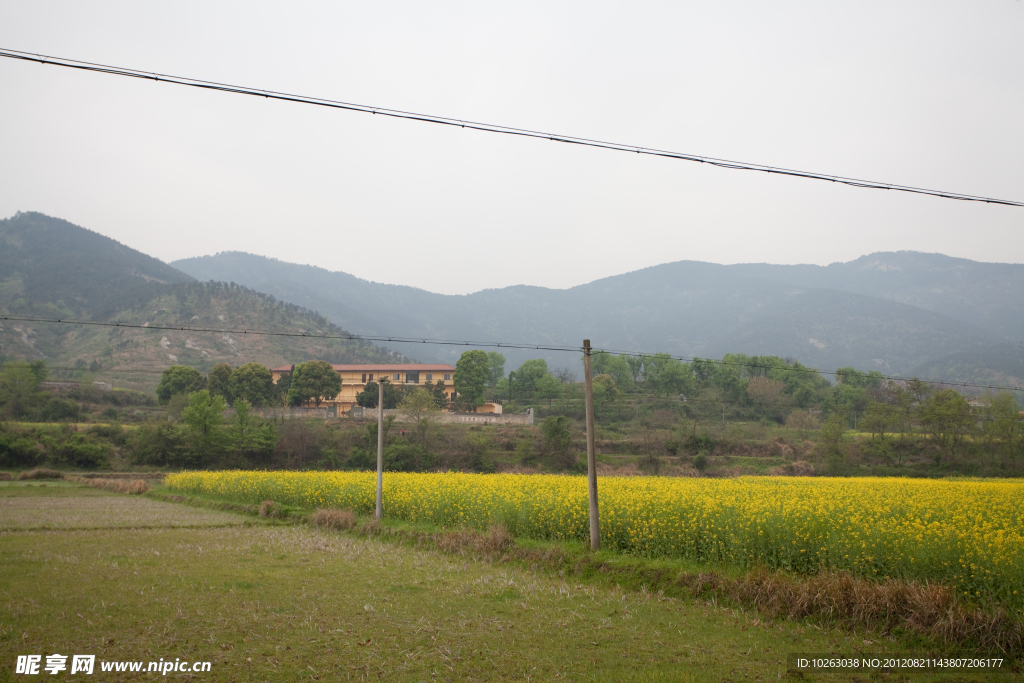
0, 484, 1004, 681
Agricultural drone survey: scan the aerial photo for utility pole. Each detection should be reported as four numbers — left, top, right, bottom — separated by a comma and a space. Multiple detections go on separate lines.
582, 339, 600, 550
376, 379, 384, 520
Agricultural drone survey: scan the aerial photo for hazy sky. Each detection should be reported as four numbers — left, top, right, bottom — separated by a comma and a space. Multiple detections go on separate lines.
1, 1, 1021, 295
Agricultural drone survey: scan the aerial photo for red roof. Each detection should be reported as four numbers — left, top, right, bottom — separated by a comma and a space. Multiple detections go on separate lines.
272, 363, 455, 373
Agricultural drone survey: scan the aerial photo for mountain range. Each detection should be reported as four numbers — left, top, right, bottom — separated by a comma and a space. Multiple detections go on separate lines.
1, 211, 1020, 392
172, 250, 1024, 387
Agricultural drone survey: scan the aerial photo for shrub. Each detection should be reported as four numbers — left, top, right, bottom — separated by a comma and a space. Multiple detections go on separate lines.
17, 468, 63, 480
0, 435, 42, 468
347, 447, 375, 470
310, 508, 356, 530
470, 450, 496, 474
128, 423, 190, 467
42, 397, 80, 422
684, 434, 715, 453
88, 423, 126, 443
515, 439, 536, 465
384, 443, 436, 472
51, 434, 110, 468
0, 471, 13, 481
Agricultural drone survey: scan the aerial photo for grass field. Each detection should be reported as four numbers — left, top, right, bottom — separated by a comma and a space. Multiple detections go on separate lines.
0, 482, 1001, 681
165, 471, 1024, 610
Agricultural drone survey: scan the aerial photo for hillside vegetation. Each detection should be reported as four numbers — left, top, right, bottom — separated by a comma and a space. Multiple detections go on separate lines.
0, 212, 401, 392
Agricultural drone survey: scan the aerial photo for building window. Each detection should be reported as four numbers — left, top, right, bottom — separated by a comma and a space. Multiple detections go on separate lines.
368, 374, 373, 382
361, 374, 367, 383
444, 373, 451, 381
406, 371, 419, 384
425, 373, 432, 381
393, 373, 401, 381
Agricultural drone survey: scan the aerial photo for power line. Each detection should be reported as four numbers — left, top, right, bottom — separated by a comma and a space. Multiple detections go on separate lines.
5, 315, 1021, 393
1, 47, 1021, 208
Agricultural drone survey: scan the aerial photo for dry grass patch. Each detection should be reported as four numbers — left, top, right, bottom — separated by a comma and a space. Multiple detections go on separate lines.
730, 568, 1023, 653
258, 499, 289, 518
309, 508, 356, 531
16, 468, 63, 480
0, 472, 13, 481
437, 523, 514, 557
67, 475, 149, 495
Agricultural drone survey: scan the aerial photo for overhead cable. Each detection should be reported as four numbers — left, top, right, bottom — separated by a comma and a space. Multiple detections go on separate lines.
1, 47, 1021, 207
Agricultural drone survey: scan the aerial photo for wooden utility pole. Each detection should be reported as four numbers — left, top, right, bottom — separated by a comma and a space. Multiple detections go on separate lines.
582, 339, 600, 550
376, 379, 384, 520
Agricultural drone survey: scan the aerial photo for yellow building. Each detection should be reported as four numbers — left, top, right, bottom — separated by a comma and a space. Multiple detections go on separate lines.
271, 363, 456, 413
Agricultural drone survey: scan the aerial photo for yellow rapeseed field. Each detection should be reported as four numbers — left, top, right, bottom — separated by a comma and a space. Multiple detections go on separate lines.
165, 471, 1024, 606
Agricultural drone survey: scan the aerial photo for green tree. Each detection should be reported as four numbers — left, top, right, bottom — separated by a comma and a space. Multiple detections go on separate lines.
920, 389, 975, 464
180, 390, 228, 463
128, 423, 189, 467
591, 374, 618, 413
485, 351, 506, 387
816, 411, 849, 474
515, 358, 549, 392
624, 355, 646, 383
181, 390, 226, 440
229, 363, 274, 407
206, 363, 234, 403
271, 367, 293, 406
399, 387, 442, 415
454, 350, 488, 411
991, 393, 1024, 466
287, 361, 341, 407
645, 354, 692, 396
430, 379, 450, 408
229, 399, 276, 463
155, 365, 206, 405
591, 352, 632, 386
861, 400, 898, 463
355, 379, 403, 409
541, 415, 574, 468
535, 372, 563, 408
986, 392, 1023, 465
0, 361, 45, 419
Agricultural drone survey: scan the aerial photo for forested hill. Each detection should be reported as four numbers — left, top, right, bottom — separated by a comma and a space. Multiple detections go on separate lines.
726, 252, 1024, 342
0, 213, 401, 391
172, 251, 1021, 384
0, 211, 195, 319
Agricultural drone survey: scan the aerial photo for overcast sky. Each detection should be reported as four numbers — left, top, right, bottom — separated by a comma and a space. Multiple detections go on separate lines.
1, 1, 1021, 295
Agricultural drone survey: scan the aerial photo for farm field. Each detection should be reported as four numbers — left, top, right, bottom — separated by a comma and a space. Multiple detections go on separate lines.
0, 482, 995, 682
166, 471, 1024, 610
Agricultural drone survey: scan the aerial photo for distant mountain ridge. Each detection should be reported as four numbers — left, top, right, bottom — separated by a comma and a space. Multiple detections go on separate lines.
0, 211, 196, 319
172, 250, 1024, 383
726, 252, 1024, 341
0, 212, 400, 391
3, 211, 1018, 391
